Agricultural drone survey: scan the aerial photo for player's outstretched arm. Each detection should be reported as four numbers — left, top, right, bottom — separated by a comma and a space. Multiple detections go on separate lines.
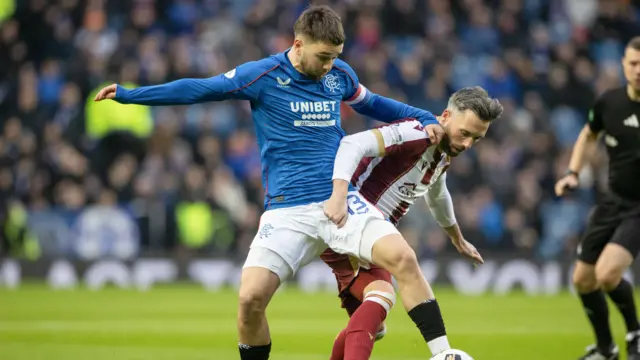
344, 86, 444, 143
337, 61, 443, 142
424, 174, 483, 265
94, 61, 272, 105
93, 79, 229, 105
345, 84, 437, 125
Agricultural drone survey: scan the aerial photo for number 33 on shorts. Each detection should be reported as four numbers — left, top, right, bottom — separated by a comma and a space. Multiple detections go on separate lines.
320, 191, 394, 262
347, 193, 370, 215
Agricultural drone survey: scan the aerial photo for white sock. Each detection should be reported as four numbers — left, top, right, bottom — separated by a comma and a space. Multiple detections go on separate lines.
427, 335, 450, 355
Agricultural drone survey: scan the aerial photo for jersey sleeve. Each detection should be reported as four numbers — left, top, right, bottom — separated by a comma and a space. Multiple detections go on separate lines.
424, 173, 457, 228
334, 60, 438, 126
587, 94, 605, 134
332, 119, 430, 182
114, 59, 278, 105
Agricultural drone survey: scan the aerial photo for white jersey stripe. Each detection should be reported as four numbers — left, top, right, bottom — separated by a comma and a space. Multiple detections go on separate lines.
345, 84, 368, 105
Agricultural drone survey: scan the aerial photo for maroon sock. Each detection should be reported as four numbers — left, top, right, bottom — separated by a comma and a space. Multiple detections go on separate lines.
330, 328, 347, 360
344, 300, 388, 360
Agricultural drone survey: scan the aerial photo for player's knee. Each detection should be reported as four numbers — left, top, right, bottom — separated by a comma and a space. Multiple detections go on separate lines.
389, 246, 420, 280
572, 263, 598, 293
238, 288, 269, 322
364, 289, 396, 313
363, 279, 395, 297
372, 235, 421, 281
363, 280, 396, 313
572, 270, 598, 293
237, 266, 280, 319
595, 267, 624, 292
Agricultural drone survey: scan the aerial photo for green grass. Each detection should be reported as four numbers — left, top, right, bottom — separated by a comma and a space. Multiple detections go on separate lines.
0, 284, 634, 359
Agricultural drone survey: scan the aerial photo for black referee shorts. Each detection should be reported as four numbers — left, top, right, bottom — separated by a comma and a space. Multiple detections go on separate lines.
577, 194, 640, 265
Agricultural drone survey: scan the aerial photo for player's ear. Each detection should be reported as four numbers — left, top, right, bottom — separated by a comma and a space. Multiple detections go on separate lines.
439, 109, 451, 126
293, 37, 303, 56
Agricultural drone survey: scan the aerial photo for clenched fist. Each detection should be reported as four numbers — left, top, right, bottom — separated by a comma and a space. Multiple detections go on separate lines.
423, 123, 445, 145
323, 194, 348, 228
554, 173, 579, 197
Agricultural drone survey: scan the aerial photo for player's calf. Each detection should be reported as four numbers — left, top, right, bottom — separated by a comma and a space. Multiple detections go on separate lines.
597, 243, 640, 354
346, 267, 393, 341
340, 292, 388, 341
238, 248, 282, 360
331, 281, 395, 360
337, 281, 395, 360
573, 260, 617, 355
370, 233, 450, 356
341, 293, 387, 341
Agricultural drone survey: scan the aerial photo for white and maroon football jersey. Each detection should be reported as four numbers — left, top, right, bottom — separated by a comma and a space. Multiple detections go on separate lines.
348, 119, 450, 224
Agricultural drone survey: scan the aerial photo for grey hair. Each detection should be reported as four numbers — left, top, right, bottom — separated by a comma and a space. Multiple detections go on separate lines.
446, 86, 503, 122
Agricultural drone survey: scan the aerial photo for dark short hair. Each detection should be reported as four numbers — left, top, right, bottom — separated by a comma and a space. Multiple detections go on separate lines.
293, 5, 345, 46
447, 86, 504, 122
627, 36, 640, 51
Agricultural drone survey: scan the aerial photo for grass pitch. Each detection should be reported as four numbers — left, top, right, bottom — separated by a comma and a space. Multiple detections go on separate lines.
0, 284, 633, 359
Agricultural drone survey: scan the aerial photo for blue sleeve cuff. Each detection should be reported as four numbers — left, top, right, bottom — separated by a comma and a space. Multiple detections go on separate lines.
419, 112, 438, 126
114, 85, 129, 103
352, 91, 439, 126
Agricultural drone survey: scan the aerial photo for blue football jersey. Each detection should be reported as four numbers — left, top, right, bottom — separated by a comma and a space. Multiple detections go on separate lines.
114, 49, 437, 210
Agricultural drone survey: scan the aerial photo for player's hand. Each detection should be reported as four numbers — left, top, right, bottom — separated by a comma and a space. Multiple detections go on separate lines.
323, 194, 348, 228
94, 84, 118, 101
452, 239, 484, 266
554, 173, 579, 197
423, 124, 445, 145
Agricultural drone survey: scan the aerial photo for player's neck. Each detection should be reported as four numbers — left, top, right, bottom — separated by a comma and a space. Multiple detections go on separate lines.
627, 84, 640, 102
287, 49, 307, 77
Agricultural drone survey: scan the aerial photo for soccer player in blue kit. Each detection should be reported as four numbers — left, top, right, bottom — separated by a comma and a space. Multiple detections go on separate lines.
95, 6, 449, 359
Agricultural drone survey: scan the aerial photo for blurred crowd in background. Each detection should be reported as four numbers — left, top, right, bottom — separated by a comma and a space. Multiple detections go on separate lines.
1, 0, 639, 262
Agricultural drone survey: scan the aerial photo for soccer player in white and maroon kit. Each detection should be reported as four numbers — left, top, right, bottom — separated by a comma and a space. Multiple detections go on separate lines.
322, 87, 504, 360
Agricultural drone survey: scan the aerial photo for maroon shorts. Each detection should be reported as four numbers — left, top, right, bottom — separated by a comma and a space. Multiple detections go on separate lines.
320, 248, 392, 314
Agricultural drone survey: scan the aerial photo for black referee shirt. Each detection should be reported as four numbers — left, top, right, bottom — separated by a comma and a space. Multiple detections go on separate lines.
588, 87, 640, 201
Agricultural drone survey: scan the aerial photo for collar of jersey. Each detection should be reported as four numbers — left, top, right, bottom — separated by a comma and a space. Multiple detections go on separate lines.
278, 48, 328, 83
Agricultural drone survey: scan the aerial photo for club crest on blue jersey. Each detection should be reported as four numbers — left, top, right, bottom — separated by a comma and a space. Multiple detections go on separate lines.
323, 74, 340, 93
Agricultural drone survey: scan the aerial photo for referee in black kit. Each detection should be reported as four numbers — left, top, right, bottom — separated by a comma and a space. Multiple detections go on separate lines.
555, 36, 640, 360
